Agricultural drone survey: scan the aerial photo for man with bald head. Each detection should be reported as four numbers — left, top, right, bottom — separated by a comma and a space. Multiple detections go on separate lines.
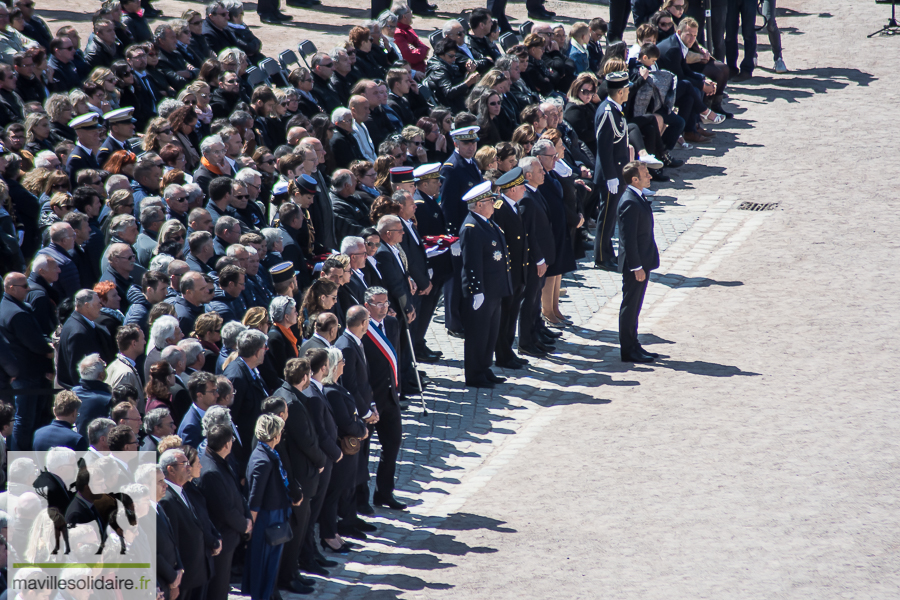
0, 272, 56, 450
100, 243, 138, 313
349, 95, 376, 162
287, 127, 308, 147
37, 222, 81, 300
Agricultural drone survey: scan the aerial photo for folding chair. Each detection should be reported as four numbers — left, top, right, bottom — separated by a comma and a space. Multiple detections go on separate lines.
429, 30, 444, 49
245, 66, 268, 88
260, 57, 289, 87
279, 49, 300, 71
297, 40, 318, 69
500, 32, 519, 52
519, 20, 533, 37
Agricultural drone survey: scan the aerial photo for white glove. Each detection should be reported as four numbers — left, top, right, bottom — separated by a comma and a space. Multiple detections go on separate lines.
450, 240, 461, 256
472, 293, 484, 310
606, 178, 619, 194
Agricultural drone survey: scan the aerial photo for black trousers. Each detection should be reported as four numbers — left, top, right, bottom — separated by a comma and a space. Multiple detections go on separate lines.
674, 79, 703, 134
495, 283, 525, 363
594, 185, 623, 264
518, 271, 544, 348
631, 114, 665, 158
354, 424, 373, 509
411, 276, 444, 352
318, 453, 358, 539
608, 0, 631, 41
487, 0, 512, 32
442, 255, 464, 333
300, 460, 332, 564
461, 294, 502, 382
725, 0, 758, 74
279, 500, 310, 585
371, 0, 391, 18
374, 402, 402, 497
619, 267, 650, 356
257, 0, 280, 14
208, 542, 238, 600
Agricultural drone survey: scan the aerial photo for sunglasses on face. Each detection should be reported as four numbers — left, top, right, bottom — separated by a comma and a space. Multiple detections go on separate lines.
488, 101, 501, 106
233, 194, 249, 199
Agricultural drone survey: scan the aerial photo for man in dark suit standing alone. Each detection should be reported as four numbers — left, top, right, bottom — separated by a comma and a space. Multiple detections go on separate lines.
617, 161, 660, 363
593, 72, 633, 272
361, 287, 407, 510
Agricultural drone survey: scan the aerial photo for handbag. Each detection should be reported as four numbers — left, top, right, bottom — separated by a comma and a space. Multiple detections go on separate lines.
340, 435, 361, 456
264, 518, 293, 546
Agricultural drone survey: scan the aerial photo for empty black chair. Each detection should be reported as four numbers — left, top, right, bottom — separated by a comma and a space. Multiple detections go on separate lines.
500, 32, 519, 52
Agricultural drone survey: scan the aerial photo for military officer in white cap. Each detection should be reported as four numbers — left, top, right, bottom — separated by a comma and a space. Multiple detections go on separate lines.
65, 112, 103, 187
459, 181, 512, 388
440, 125, 483, 337
98, 107, 136, 166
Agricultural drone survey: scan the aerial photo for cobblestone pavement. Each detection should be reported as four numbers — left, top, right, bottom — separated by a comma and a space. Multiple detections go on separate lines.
261, 192, 772, 600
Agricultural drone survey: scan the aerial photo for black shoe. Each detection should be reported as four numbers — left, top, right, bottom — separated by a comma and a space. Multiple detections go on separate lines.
292, 572, 316, 586
314, 554, 338, 568
357, 503, 375, 516
518, 344, 548, 358
412, 6, 436, 15
731, 70, 752, 83
415, 350, 439, 363
351, 517, 377, 532
662, 154, 684, 169
649, 168, 670, 182
446, 329, 465, 339
299, 560, 329, 576
465, 377, 494, 388
594, 258, 618, 272
320, 539, 351, 554
621, 351, 654, 363
495, 359, 523, 370
637, 346, 660, 358
281, 580, 314, 595
485, 371, 506, 384
534, 340, 555, 354
536, 332, 557, 346
373, 493, 408, 510
712, 106, 735, 119
527, 8, 555, 19
541, 327, 563, 338
402, 378, 424, 392
258, 11, 293, 23
428, 2, 438, 7
336, 522, 367, 540
513, 355, 529, 365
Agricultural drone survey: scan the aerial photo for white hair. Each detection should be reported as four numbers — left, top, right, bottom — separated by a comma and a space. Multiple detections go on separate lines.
331, 107, 351, 124
77, 353, 105, 380
46, 447, 76, 471
200, 134, 225, 155
184, 183, 204, 203
201, 405, 233, 436
34, 150, 58, 169
442, 19, 462, 35
149, 315, 179, 349
340, 235, 364, 254
226, 243, 247, 257
234, 168, 261, 184
177, 338, 203, 366
149, 254, 174, 272
74, 289, 97, 308
105, 174, 129, 194
31, 253, 54, 273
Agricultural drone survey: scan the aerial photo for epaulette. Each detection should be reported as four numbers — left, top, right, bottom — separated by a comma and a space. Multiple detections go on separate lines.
464, 223, 475, 227
443, 162, 453, 166
493, 199, 503, 209
99, 147, 109, 152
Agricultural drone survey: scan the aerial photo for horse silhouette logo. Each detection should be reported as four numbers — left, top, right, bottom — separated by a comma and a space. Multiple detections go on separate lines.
32, 457, 136, 555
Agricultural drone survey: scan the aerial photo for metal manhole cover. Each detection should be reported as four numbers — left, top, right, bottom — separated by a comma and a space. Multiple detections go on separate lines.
738, 201, 780, 211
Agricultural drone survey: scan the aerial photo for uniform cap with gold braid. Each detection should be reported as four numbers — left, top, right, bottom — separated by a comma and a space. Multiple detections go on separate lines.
449, 125, 480, 142
103, 107, 136, 124
496, 167, 525, 190
270, 261, 297, 284
389, 166, 416, 184
462, 181, 496, 205
412, 162, 441, 180
68, 112, 102, 130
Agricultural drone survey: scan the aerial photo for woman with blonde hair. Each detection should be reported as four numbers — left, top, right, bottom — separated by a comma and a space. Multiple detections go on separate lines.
152, 220, 187, 258
243, 413, 296, 600
474, 145, 497, 172
242, 306, 269, 334
23, 112, 54, 155
88, 67, 121, 108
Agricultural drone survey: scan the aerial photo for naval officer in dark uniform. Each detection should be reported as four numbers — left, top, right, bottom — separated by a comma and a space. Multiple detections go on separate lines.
97, 106, 137, 166
617, 161, 660, 363
593, 71, 633, 272
65, 112, 103, 188
459, 181, 512, 388
412, 163, 450, 362
440, 126, 484, 338
490, 167, 529, 370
